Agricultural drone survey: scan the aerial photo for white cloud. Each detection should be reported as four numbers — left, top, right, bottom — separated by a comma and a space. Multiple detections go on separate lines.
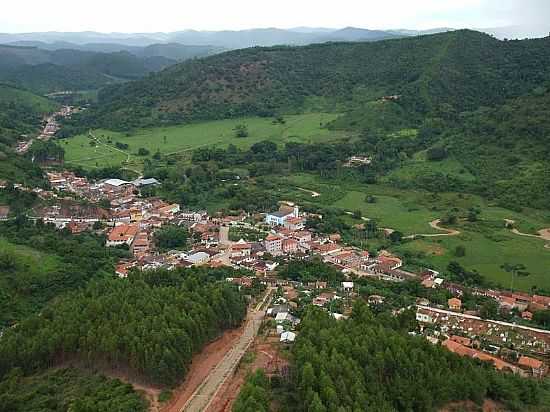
0, 0, 548, 33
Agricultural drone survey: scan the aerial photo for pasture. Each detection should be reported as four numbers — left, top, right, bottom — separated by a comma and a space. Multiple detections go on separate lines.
60, 113, 344, 169
277, 173, 550, 291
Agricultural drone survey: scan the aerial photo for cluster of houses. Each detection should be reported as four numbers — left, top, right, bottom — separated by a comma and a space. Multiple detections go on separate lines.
416, 304, 550, 378
421, 270, 550, 321
16, 106, 76, 154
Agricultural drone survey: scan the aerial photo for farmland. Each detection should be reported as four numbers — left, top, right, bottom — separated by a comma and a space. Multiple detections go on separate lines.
60, 113, 344, 170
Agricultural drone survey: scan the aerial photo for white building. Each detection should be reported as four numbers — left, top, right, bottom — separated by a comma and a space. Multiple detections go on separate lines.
265, 205, 299, 226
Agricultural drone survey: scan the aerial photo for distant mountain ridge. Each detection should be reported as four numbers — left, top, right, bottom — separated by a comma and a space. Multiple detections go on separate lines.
0, 26, 447, 51
0, 44, 185, 94
1, 25, 547, 53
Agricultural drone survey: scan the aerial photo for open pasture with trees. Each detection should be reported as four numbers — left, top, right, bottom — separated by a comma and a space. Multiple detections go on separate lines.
59, 113, 344, 169
276, 173, 550, 291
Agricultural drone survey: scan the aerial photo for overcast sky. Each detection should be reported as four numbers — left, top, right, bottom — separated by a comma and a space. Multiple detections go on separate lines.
1, 0, 549, 33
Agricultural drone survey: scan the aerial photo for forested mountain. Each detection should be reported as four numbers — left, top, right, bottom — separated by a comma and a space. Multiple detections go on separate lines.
4, 40, 221, 61
0, 84, 58, 184
72, 30, 550, 131
0, 45, 178, 94
0, 83, 57, 143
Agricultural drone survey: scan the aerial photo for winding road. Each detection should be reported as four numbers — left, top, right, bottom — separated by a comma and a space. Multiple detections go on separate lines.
505, 219, 550, 249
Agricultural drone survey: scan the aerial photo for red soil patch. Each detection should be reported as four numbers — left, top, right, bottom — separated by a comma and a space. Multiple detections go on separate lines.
207, 335, 288, 412
160, 325, 245, 412
439, 399, 504, 412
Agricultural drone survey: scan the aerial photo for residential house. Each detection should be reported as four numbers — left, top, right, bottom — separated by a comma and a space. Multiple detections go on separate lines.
106, 224, 139, 247
448, 298, 462, 311
132, 232, 151, 257
416, 308, 435, 324
231, 240, 252, 257
293, 230, 312, 244
518, 356, 547, 378
284, 216, 305, 231
282, 238, 299, 254
264, 234, 283, 255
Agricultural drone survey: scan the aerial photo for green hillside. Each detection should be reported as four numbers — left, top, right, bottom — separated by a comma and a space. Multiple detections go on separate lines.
69, 30, 550, 131
0, 83, 58, 144
0, 84, 58, 184
0, 45, 178, 94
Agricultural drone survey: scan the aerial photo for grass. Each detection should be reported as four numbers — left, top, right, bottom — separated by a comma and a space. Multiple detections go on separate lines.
275, 173, 550, 291
394, 225, 550, 292
384, 156, 477, 183
0, 237, 59, 271
61, 113, 345, 170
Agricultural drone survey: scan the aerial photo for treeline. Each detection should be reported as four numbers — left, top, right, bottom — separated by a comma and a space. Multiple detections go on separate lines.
0, 368, 147, 412
0, 218, 125, 328
289, 303, 547, 411
0, 268, 247, 386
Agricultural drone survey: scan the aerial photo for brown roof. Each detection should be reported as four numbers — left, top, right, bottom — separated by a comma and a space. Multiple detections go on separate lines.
0, 205, 10, 217
518, 356, 543, 370
108, 224, 139, 242
265, 234, 281, 242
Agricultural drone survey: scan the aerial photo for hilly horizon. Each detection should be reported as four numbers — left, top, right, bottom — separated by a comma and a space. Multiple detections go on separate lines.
3, 2, 550, 411
72, 30, 550, 131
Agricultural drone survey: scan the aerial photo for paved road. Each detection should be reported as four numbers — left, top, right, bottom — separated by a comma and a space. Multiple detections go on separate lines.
180, 292, 270, 412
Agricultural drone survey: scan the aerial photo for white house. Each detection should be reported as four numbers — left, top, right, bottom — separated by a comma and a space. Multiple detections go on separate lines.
280, 331, 296, 343
265, 205, 299, 226
186, 251, 210, 266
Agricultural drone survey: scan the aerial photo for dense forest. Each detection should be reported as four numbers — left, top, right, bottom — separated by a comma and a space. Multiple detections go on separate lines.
0, 267, 247, 386
0, 217, 125, 328
0, 368, 147, 412
285, 303, 548, 412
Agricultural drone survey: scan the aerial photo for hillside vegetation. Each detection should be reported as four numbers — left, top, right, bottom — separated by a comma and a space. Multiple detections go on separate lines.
69, 30, 550, 131
0, 268, 247, 386
0, 45, 178, 94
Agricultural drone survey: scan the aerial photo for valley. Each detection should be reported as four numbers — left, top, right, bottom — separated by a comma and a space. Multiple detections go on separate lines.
1, 18, 550, 412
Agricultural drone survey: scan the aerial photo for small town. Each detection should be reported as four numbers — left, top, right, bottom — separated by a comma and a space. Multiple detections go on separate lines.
2, 165, 549, 390
2, 6, 550, 410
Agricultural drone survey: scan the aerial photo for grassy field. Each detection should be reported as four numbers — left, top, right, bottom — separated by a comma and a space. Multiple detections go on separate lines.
61, 113, 344, 169
275, 173, 550, 291
0, 237, 59, 273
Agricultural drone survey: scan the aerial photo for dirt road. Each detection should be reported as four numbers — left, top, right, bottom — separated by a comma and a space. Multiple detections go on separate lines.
404, 219, 461, 239
505, 219, 550, 248
164, 291, 270, 412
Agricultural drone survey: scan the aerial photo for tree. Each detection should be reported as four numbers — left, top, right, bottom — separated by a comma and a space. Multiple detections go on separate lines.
426, 147, 448, 161
352, 210, 362, 220
454, 245, 466, 257
234, 124, 249, 138
389, 231, 403, 243
501, 263, 529, 291
137, 148, 150, 156
154, 226, 188, 251
479, 300, 499, 319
